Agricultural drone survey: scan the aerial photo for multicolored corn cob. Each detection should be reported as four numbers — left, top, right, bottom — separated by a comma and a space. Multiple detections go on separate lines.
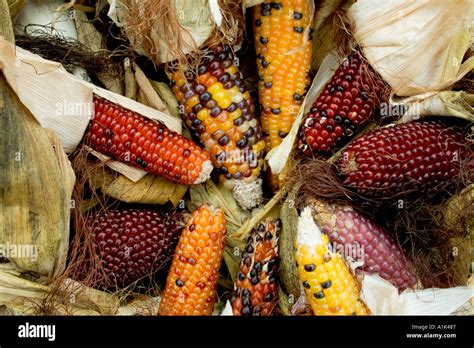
158, 204, 227, 316
170, 46, 265, 209
295, 207, 370, 315
231, 218, 280, 316
85, 96, 212, 185
308, 199, 417, 291
299, 52, 381, 154
338, 120, 466, 197
253, 0, 313, 151
89, 208, 184, 287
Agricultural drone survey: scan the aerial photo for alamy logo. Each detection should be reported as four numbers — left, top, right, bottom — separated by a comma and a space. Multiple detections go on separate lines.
18, 322, 56, 341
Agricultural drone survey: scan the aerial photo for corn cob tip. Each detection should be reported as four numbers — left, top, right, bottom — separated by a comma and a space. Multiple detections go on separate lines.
193, 159, 213, 184
232, 178, 264, 210
296, 207, 322, 248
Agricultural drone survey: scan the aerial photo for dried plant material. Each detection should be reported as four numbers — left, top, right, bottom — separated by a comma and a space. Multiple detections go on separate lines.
1, 0, 14, 43
74, 10, 124, 95
0, 75, 74, 279
189, 180, 248, 234
0, 271, 118, 315
117, 295, 160, 316
124, 58, 137, 100
0, 38, 182, 180
132, 62, 169, 113
392, 91, 474, 123
442, 184, 474, 235
362, 274, 473, 315
112, 0, 231, 64
90, 168, 188, 206
7, 0, 26, 19
149, 80, 180, 118
347, 0, 474, 96
278, 185, 301, 300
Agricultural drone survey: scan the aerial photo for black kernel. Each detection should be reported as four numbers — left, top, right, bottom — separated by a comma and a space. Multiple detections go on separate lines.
302, 281, 310, 289
242, 306, 251, 315
314, 291, 325, 299
271, 108, 281, 114
246, 244, 254, 253
293, 27, 304, 33
175, 279, 184, 287
334, 115, 342, 123
242, 289, 250, 297
250, 269, 257, 278
255, 19, 262, 26
264, 231, 273, 240
337, 85, 345, 92
242, 297, 250, 307
360, 91, 369, 100
271, 2, 282, 10
304, 263, 316, 272
278, 131, 288, 138
293, 12, 303, 19
251, 277, 259, 285
345, 74, 353, 81
260, 37, 269, 44
237, 138, 248, 148
218, 135, 230, 146
261, 59, 269, 68
293, 93, 302, 101
265, 82, 273, 89
254, 262, 262, 272
238, 272, 246, 281
321, 280, 332, 289
264, 293, 273, 302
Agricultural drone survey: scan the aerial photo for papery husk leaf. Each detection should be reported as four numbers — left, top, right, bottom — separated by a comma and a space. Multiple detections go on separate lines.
90, 167, 187, 206
394, 91, 474, 123
74, 10, 124, 95
0, 74, 73, 279
442, 184, 474, 235
0, 271, 119, 315
149, 80, 181, 119
189, 180, 247, 234
133, 62, 170, 114
347, 0, 474, 96
117, 295, 160, 316
7, 0, 26, 19
278, 184, 301, 299
1, 0, 14, 42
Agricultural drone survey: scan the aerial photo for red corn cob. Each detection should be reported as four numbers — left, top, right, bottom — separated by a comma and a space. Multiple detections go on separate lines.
231, 218, 280, 316
308, 199, 417, 291
299, 52, 381, 154
85, 96, 212, 185
338, 120, 466, 197
88, 208, 184, 288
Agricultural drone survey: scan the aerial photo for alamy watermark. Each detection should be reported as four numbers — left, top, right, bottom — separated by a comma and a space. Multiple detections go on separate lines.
0, 242, 38, 262
55, 100, 94, 117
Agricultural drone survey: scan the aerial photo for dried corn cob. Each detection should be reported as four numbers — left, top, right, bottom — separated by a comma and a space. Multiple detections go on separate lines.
231, 218, 280, 316
299, 52, 381, 154
170, 46, 265, 209
295, 207, 370, 315
308, 199, 417, 291
88, 208, 184, 288
85, 96, 212, 185
338, 120, 466, 197
158, 204, 227, 316
253, 0, 313, 151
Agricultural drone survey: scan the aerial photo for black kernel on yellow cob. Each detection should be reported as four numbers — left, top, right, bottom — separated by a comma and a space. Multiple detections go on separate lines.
231, 218, 280, 316
170, 46, 265, 209
253, 0, 314, 151
296, 207, 370, 315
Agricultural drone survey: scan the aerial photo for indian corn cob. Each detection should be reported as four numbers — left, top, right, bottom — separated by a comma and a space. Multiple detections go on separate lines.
299, 52, 381, 154
231, 218, 280, 316
88, 208, 184, 288
253, 0, 313, 151
170, 46, 265, 210
308, 199, 417, 291
85, 96, 212, 185
158, 204, 227, 315
295, 207, 370, 315
338, 120, 466, 197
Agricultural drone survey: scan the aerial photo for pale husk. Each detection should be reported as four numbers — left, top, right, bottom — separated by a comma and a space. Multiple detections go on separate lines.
7, 0, 26, 19
90, 167, 187, 206
392, 91, 474, 123
0, 73, 74, 280
0, 271, 118, 315
347, 0, 474, 96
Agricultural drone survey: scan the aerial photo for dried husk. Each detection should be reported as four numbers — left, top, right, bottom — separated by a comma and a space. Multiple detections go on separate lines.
7, 0, 26, 19
0, 271, 118, 315
149, 80, 181, 119
0, 73, 74, 279
90, 167, 187, 206
74, 10, 124, 95
347, 0, 474, 96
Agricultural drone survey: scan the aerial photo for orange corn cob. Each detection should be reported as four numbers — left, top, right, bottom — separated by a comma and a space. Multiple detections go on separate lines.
231, 218, 280, 316
295, 207, 369, 315
170, 46, 265, 209
253, 0, 313, 151
158, 204, 227, 316
86, 96, 212, 185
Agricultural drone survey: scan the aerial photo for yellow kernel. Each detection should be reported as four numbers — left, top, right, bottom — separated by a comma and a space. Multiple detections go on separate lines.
197, 109, 210, 121
208, 82, 224, 95
186, 95, 200, 107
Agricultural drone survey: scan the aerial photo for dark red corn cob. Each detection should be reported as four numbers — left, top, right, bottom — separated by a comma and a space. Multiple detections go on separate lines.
309, 199, 417, 291
88, 208, 184, 287
86, 96, 212, 185
299, 52, 381, 154
231, 218, 280, 316
338, 120, 466, 197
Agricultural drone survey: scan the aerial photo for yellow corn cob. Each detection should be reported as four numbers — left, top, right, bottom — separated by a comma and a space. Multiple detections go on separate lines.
253, 0, 313, 151
295, 207, 369, 315
170, 46, 266, 209
158, 204, 226, 316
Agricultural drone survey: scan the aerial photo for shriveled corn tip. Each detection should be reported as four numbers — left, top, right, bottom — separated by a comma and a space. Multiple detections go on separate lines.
158, 204, 226, 316
86, 96, 212, 185
295, 207, 369, 316
231, 218, 280, 316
